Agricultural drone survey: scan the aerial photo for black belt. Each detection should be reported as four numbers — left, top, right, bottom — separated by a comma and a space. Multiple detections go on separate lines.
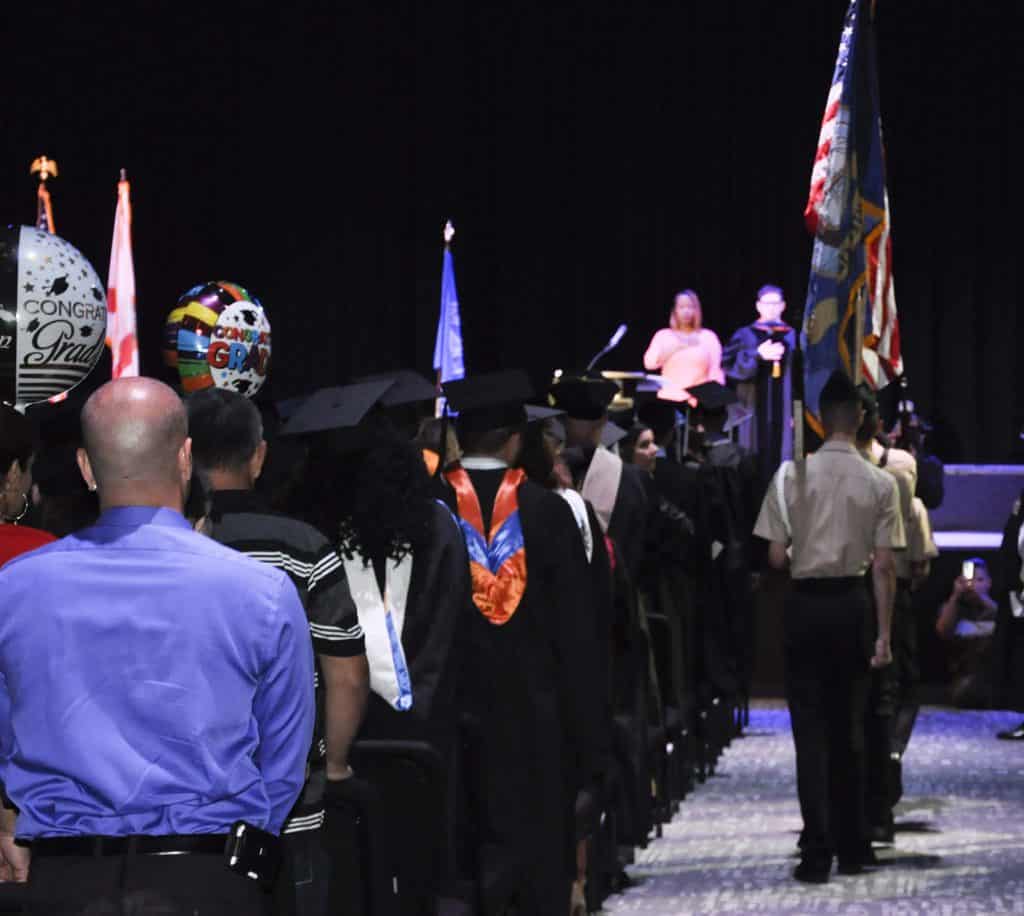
792, 576, 866, 595
31, 834, 228, 857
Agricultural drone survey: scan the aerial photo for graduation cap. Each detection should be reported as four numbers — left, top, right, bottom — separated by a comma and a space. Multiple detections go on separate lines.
274, 393, 307, 424
548, 372, 620, 420
687, 381, 738, 412
353, 369, 437, 407
442, 369, 537, 433
635, 388, 685, 439
724, 403, 754, 433
601, 420, 628, 449
525, 403, 564, 423
278, 379, 395, 438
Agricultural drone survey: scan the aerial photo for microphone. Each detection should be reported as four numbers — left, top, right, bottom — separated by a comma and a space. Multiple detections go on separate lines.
586, 323, 628, 370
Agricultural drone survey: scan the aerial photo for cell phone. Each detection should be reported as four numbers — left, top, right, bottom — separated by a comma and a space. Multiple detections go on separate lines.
224, 820, 281, 887
962, 560, 975, 581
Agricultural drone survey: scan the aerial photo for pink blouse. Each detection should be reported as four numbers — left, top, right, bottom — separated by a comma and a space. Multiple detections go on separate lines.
643, 328, 725, 400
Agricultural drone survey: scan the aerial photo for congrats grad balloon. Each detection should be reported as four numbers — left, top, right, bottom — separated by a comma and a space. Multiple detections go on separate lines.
166, 281, 271, 397
0, 226, 107, 408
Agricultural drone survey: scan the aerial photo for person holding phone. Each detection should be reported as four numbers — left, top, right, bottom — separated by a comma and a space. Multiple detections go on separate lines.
936, 557, 997, 707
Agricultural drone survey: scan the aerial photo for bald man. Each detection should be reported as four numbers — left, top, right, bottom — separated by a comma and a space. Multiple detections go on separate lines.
0, 378, 314, 915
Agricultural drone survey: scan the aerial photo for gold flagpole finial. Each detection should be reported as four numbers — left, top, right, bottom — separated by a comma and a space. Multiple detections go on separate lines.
30, 156, 59, 182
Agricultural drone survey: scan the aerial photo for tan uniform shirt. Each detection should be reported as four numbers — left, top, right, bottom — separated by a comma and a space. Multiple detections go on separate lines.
862, 442, 916, 579
908, 496, 938, 563
754, 440, 906, 579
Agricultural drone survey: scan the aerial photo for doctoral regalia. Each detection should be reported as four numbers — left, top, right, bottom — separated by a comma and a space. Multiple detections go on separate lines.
723, 320, 797, 491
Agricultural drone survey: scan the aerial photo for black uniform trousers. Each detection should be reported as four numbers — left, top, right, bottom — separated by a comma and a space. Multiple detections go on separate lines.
27, 847, 270, 915
890, 582, 919, 742
784, 578, 872, 866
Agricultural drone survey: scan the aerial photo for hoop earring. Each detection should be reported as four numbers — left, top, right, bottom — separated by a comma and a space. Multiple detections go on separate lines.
3, 492, 29, 524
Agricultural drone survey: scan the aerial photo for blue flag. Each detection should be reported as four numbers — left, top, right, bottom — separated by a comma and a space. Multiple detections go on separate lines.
802, 0, 899, 437
433, 245, 465, 411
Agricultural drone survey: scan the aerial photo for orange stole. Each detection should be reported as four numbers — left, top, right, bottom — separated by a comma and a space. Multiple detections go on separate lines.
446, 467, 528, 625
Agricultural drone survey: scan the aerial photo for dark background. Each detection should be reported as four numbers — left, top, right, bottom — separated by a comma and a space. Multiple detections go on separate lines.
3, 1, 1020, 461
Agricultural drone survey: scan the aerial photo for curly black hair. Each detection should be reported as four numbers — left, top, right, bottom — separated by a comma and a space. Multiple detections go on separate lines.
294, 425, 435, 565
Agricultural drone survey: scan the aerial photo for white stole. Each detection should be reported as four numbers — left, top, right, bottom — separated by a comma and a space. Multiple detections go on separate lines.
557, 487, 594, 563
342, 553, 414, 711
775, 460, 792, 536
581, 447, 623, 535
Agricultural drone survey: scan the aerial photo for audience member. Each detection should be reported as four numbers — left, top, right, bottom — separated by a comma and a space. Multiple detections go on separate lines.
29, 441, 99, 538
936, 558, 997, 708
0, 405, 55, 565
187, 387, 368, 916
0, 377, 314, 913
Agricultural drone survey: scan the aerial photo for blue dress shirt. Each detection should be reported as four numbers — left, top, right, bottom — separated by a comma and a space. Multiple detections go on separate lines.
0, 507, 314, 837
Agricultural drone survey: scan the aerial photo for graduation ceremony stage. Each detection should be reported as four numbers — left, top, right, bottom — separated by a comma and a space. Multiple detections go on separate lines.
604, 702, 1024, 914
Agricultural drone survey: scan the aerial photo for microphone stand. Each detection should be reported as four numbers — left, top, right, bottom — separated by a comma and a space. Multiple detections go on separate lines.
586, 324, 628, 371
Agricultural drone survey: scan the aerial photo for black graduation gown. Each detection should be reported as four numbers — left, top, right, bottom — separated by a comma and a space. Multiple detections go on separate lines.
446, 472, 600, 916
359, 500, 471, 756
609, 463, 650, 585
723, 321, 796, 491
652, 455, 700, 542
563, 446, 649, 586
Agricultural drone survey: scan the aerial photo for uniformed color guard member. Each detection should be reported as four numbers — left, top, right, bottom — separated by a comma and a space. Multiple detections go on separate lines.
753, 370, 905, 883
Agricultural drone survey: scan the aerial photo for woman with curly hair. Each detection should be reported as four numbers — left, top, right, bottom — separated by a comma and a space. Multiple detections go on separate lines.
296, 423, 470, 748
0, 405, 56, 566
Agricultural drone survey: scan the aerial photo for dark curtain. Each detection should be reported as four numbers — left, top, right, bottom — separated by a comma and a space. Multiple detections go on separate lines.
3, 1, 1020, 460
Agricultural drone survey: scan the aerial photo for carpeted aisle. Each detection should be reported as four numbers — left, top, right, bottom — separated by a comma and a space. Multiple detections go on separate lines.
604, 701, 1024, 915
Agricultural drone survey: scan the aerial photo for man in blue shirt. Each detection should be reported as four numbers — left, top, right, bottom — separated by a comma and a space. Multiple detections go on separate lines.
0, 377, 314, 914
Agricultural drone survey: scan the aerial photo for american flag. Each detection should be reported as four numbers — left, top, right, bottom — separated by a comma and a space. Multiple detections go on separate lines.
802, 0, 902, 433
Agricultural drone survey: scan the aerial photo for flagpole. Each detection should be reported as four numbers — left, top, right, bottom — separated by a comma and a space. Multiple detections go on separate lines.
107, 167, 140, 379
30, 156, 58, 234
435, 220, 455, 417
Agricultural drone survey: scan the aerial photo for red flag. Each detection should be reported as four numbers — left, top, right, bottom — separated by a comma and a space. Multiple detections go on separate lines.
106, 173, 139, 378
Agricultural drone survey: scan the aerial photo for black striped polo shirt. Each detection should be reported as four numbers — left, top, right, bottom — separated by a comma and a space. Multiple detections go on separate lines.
208, 489, 365, 834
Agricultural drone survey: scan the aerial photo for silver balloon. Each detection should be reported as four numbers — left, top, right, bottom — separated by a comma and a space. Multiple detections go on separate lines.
0, 226, 107, 408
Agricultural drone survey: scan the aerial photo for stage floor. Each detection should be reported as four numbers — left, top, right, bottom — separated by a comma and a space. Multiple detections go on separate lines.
605, 701, 1024, 915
